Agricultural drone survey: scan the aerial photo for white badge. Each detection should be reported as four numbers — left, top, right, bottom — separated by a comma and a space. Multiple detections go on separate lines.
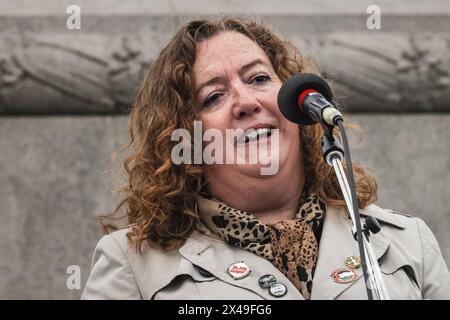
269, 282, 287, 297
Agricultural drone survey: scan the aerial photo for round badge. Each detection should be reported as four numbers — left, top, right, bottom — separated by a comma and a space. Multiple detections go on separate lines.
268, 283, 287, 297
227, 261, 251, 280
344, 256, 361, 269
330, 267, 360, 284
258, 274, 277, 288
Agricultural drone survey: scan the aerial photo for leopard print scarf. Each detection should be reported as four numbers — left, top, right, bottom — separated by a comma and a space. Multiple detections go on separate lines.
196, 193, 326, 299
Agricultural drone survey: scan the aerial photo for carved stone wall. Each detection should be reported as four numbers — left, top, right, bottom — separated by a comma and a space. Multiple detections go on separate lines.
0, 4, 449, 114
2, 30, 449, 114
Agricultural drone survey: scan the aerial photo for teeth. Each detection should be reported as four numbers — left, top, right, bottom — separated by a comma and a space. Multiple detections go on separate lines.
244, 128, 272, 143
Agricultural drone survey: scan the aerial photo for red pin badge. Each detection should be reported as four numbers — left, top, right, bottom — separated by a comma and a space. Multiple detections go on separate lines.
227, 261, 251, 280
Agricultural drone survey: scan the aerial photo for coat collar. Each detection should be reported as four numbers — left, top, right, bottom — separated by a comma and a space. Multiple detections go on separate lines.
179, 232, 305, 300
174, 204, 401, 300
360, 204, 406, 230
310, 204, 398, 300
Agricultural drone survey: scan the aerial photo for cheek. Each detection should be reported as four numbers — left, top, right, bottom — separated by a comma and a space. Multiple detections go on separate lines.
199, 112, 230, 149
199, 112, 222, 131
284, 120, 300, 142
258, 83, 283, 118
266, 84, 282, 110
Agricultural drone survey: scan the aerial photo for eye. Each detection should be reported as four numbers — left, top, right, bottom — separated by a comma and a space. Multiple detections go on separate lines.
251, 74, 271, 85
203, 92, 222, 108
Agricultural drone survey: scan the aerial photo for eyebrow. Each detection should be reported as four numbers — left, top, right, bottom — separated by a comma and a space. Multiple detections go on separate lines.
195, 59, 267, 95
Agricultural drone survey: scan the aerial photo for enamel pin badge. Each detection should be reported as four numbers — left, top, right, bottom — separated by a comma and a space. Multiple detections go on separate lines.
331, 267, 360, 284
258, 274, 277, 288
227, 261, 251, 280
344, 256, 361, 270
268, 283, 288, 298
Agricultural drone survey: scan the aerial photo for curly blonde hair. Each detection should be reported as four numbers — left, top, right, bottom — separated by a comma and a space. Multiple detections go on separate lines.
101, 17, 378, 252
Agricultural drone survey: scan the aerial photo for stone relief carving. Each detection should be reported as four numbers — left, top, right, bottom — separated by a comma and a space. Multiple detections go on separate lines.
0, 34, 153, 114
397, 35, 450, 111
0, 32, 448, 114
109, 37, 153, 110
301, 33, 450, 112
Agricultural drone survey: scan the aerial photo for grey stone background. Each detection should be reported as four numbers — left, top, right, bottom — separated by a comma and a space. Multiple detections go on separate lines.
0, 0, 449, 299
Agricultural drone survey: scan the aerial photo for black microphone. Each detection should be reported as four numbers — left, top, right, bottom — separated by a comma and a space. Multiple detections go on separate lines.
277, 73, 343, 126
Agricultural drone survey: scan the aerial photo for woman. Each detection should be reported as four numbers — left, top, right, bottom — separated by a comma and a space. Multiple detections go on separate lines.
82, 17, 450, 300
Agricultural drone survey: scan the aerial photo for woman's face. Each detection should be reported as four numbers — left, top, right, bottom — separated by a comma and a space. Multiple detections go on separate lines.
193, 31, 301, 198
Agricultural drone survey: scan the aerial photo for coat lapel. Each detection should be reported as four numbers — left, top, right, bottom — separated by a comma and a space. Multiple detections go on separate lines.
179, 204, 400, 300
179, 233, 305, 300
311, 205, 392, 300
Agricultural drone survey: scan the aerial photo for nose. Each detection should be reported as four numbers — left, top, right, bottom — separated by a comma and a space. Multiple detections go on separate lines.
231, 84, 261, 119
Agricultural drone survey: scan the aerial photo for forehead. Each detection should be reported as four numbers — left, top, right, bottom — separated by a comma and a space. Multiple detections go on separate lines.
193, 31, 271, 79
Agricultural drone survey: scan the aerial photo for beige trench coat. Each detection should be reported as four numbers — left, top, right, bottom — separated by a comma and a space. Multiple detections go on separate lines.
81, 204, 450, 300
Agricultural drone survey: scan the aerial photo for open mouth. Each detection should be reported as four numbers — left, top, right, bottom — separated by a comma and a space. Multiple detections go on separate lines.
237, 126, 276, 145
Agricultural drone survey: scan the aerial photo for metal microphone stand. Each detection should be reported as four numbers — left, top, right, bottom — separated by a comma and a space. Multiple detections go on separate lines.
321, 124, 390, 300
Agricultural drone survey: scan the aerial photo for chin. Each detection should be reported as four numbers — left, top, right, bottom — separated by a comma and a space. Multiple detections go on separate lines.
234, 145, 290, 178
234, 163, 276, 178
